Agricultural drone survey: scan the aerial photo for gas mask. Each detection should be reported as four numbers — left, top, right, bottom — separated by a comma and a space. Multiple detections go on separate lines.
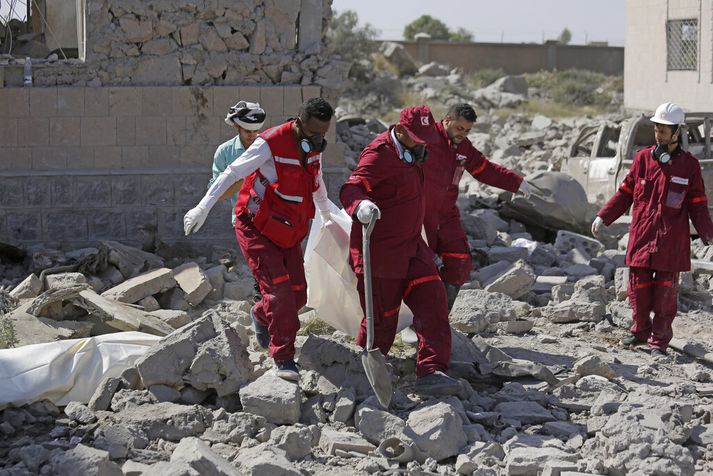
653, 126, 680, 164
401, 144, 429, 165
297, 120, 327, 154
653, 144, 672, 164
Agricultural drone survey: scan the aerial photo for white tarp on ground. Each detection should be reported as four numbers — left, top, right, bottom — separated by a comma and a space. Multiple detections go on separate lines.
305, 201, 412, 337
0, 332, 161, 408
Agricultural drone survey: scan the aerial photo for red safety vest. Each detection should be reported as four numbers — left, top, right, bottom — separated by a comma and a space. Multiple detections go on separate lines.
236, 121, 321, 248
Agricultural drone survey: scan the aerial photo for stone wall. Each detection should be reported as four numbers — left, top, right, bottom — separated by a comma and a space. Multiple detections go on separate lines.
0, 1, 350, 249
2, 0, 349, 88
0, 84, 347, 249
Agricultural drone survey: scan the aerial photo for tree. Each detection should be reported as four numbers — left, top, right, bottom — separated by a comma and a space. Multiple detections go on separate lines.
558, 28, 572, 45
327, 10, 379, 64
449, 27, 473, 43
403, 15, 450, 41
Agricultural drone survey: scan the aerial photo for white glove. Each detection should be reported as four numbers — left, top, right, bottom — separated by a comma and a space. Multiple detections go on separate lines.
356, 200, 381, 225
184, 205, 209, 235
518, 180, 532, 199
591, 216, 604, 237
319, 209, 331, 225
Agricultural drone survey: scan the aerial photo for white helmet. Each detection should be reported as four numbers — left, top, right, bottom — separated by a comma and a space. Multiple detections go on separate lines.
650, 102, 685, 126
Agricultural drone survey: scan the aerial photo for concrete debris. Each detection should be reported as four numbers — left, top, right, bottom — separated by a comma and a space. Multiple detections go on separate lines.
5, 57, 713, 476
380, 42, 418, 76
137, 313, 253, 397
101, 268, 176, 304
172, 262, 212, 306
239, 373, 302, 425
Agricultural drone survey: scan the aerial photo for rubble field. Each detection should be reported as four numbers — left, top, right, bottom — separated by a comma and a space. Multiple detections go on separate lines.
2, 71, 713, 476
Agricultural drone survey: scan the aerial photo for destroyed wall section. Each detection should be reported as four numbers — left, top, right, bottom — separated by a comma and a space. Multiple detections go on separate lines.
0, 0, 348, 249
625, 0, 713, 112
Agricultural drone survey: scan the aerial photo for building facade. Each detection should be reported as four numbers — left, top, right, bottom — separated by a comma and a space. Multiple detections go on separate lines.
0, 0, 348, 250
625, 0, 713, 112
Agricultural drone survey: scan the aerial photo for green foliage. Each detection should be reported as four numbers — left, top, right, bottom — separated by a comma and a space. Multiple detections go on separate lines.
404, 15, 473, 42
327, 10, 379, 65
0, 315, 18, 349
558, 28, 572, 45
525, 70, 618, 106
449, 27, 473, 43
403, 15, 450, 41
465, 68, 506, 89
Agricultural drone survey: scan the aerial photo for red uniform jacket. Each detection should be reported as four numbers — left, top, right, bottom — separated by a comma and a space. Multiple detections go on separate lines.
423, 121, 523, 229
340, 129, 427, 279
598, 146, 713, 272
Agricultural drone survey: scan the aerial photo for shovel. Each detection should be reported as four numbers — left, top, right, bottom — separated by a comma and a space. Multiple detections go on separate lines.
361, 210, 393, 408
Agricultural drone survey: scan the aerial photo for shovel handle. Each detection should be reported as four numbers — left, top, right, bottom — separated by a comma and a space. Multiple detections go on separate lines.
362, 209, 378, 351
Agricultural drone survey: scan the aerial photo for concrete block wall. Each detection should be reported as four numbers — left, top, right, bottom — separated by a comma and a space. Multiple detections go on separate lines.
0, 85, 346, 249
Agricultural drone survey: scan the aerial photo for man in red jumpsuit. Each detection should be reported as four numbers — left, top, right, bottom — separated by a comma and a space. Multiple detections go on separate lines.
592, 102, 713, 358
424, 103, 531, 311
340, 105, 461, 394
183, 98, 334, 381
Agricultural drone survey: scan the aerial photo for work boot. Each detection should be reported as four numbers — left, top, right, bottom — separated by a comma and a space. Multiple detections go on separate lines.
275, 360, 300, 382
250, 306, 270, 349
620, 335, 646, 347
650, 348, 667, 359
444, 282, 461, 313
414, 371, 461, 396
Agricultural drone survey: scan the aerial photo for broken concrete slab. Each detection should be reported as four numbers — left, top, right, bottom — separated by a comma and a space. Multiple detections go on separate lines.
319, 427, 376, 455
355, 404, 406, 445
9, 273, 43, 299
494, 401, 555, 424
149, 309, 191, 329
233, 445, 301, 475
112, 402, 212, 441
505, 446, 578, 476
204, 265, 226, 301
102, 241, 164, 279
45, 273, 87, 290
75, 289, 175, 336
402, 401, 467, 461
269, 426, 314, 461
450, 289, 518, 334
88, 377, 124, 412
101, 268, 176, 304
172, 263, 212, 307
554, 230, 603, 257
51, 444, 123, 476
136, 313, 253, 396
573, 355, 616, 380
484, 260, 536, 300
170, 437, 240, 476
533, 275, 568, 293
158, 287, 190, 311
494, 319, 534, 334
239, 373, 301, 425
137, 296, 160, 312
3, 302, 78, 346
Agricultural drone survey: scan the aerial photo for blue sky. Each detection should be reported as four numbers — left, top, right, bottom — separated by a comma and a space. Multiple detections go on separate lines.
332, 0, 626, 46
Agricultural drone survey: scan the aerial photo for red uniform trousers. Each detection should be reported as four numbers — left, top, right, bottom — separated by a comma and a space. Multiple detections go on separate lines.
235, 213, 307, 362
627, 267, 679, 351
355, 241, 451, 377
424, 206, 471, 285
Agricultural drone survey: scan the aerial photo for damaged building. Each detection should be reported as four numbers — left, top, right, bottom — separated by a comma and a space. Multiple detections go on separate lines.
0, 0, 349, 249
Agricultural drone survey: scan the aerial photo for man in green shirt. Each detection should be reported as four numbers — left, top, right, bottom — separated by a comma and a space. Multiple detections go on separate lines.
209, 101, 266, 304
209, 101, 267, 224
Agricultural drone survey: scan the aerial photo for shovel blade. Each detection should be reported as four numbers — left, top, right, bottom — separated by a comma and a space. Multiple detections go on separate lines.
362, 349, 393, 408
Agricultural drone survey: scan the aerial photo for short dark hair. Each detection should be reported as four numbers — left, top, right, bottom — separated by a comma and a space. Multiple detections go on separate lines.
446, 103, 477, 122
298, 97, 334, 122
